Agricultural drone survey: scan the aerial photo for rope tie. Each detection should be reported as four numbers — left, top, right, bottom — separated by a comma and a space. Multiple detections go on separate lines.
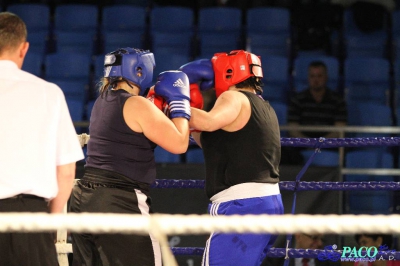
284, 138, 325, 265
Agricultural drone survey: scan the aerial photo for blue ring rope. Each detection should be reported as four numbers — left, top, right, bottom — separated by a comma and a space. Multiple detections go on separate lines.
189, 136, 400, 147
152, 180, 400, 190
169, 137, 400, 261
171, 247, 400, 260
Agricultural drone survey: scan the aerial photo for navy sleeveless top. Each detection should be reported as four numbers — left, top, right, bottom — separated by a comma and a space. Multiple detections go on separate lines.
200, 91, 281, 199
85, 90, 157, 184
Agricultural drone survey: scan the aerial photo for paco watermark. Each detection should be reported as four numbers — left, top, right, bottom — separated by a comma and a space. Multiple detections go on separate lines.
317, 244, 396, 262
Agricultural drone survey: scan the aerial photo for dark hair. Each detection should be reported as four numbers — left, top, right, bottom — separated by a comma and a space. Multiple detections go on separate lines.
235, 76, 264, 94
309, 61, 327, 71
97, 76, 138, 98
355, 234, 393, 248
0, 12, 27, 54
98, 77, 121, 98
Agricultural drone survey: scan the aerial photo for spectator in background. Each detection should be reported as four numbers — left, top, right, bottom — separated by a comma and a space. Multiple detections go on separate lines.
263, 233, 340, 265
331, 0, 395, 33
291, 1, 343, 55
288, 61, 347, 139
293, 233, 340, 266
353, 233, 400, 266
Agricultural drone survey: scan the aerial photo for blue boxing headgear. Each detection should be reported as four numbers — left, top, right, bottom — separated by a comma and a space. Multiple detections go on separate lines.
104, 48, 156, 96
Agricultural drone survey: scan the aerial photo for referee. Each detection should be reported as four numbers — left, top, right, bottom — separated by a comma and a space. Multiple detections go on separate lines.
0, 12, 84, 266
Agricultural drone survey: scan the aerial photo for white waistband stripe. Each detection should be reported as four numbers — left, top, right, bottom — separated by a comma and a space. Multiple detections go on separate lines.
210, 183, 280, 203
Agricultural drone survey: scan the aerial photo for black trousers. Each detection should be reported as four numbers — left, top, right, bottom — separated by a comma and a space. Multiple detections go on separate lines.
0, 195, 59, 266
69, 168, 159, 266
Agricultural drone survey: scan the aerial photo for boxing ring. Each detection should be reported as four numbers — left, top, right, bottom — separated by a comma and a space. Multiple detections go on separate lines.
2, 127, 400, 266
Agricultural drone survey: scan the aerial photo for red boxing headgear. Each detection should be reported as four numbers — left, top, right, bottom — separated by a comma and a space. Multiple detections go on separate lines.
211, 50, 263, 97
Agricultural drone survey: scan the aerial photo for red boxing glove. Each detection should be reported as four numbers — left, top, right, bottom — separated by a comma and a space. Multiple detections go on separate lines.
190, 83, 203, 109
189, 84, 202, 133
146, 88, 168, 115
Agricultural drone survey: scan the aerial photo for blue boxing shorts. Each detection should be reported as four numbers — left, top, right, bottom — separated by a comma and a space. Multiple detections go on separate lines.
202, 183, 283, 266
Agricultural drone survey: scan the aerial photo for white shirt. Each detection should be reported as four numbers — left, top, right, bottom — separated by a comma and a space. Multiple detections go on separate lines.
0, 60, 84, 199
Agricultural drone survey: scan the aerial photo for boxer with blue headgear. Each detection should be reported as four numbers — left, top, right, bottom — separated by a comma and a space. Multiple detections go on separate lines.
69, 47, 191, 266
103, 47, 155, 96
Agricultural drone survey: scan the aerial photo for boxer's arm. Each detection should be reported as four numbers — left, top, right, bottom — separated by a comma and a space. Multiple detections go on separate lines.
125, 96, 190, 154
124, 71, 191, 154
189, 90, 241, 132
179, 59, 214, 91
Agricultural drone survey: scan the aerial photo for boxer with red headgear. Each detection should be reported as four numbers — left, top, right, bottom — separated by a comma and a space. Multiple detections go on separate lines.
212, 50, 263, 97
69, 47, 191, 266
179, 50, 263, 98
183, 50, 284, 266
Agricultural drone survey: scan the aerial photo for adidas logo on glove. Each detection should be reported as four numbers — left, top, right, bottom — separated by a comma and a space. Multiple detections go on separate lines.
173, 78, 186, 88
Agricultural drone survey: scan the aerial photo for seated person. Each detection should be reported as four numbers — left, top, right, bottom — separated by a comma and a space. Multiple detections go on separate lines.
354, 233, 400, 266
263, 233, 340, 265
288, 61, 347, 139
294, 233, 340, 266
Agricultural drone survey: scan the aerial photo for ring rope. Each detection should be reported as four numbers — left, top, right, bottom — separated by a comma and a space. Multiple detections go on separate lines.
2, 213, 400, 235
71, 134, 400, 265
52, 245, 400, 260
4, 212, 400, 265
283, 139, 327, 264
152, 180, 400, 190
170, 247, 400, 260
280, 137, 400, 148
78, 134, 400, 148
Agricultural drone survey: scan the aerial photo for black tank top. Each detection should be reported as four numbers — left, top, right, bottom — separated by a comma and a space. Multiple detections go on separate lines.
200, 91, 281, 199
85, 90, 157, 184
